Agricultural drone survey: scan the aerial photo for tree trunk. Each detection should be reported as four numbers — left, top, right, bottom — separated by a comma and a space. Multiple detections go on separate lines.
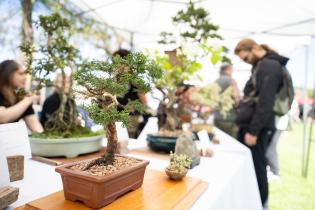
105, 122, 118, 156
20, 0, 33, 91
83, 122, 118, 170
21, 0, 33, 43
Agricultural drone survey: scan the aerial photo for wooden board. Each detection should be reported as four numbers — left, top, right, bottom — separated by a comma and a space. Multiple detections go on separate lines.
32, 148, 108, 166
15, 169, 208, 210
31, 146, 170, 166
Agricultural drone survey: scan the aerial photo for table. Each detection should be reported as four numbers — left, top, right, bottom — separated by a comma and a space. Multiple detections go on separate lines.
6, 118, 262, 210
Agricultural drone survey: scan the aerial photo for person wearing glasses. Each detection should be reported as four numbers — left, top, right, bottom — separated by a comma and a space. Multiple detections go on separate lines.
234, 39, 287, 209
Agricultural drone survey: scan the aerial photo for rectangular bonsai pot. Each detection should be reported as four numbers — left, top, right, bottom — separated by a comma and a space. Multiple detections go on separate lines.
55, 155, 149, 209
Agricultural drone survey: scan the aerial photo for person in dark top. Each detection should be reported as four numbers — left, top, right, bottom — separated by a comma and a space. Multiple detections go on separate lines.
114, 49, 150, 138
0, 60, 43, 132
40, 74, 76, 128
214, 64, 240, 138
234, 39, 285, 208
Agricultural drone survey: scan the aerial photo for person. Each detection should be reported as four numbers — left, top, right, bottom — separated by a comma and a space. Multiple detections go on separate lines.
41, 74, 94, 129
0, 60, 43, 133
214, 63, 240, 138
234, 39, 286, 208
114, 49, 150, 138
266, 114, 288, 181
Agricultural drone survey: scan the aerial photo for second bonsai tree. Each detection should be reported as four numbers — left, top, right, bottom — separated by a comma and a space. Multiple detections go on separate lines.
74, 52, 162, 168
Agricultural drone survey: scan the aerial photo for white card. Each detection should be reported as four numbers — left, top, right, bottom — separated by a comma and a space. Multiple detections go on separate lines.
115, 122, 129, 140
0, 154, 10, 188
0, 122, 31, 159
197, 130, 212, 148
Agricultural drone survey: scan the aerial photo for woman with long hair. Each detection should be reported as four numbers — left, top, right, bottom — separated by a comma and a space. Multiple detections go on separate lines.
0, 60, 43, 133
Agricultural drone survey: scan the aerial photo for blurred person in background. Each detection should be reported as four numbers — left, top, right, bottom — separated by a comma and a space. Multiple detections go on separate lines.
114, 49, 151, 138
266, 114, 289, 181
214, 63, 240, 138
0, 60, 43, 133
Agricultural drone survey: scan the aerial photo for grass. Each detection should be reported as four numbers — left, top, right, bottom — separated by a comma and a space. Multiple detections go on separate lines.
269, 122, 315, 210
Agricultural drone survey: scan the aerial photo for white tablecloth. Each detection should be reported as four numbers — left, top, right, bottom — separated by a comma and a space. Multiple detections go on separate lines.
6, 118, 262, 210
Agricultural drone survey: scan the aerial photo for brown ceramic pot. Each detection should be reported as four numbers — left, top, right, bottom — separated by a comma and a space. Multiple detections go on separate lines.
55, 155, 149, 209
165, 167, 188, 181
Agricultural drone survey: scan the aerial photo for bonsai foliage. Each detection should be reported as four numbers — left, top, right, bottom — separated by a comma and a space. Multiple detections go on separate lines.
74, 52, 162, 167
190, 84, 234, 123
159, 1, 230, 64
154, 1, 230, 132
154, 50, 201, 131
20, 13, 80, 136
167, 152, 192, 174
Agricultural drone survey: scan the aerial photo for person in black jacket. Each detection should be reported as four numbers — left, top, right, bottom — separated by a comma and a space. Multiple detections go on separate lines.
234, 39, 286, 208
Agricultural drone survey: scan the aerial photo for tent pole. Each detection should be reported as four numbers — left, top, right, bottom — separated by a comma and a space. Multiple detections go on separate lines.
304, 37, 315, 177
304, 90, 314, 178
302, 45, 309, 177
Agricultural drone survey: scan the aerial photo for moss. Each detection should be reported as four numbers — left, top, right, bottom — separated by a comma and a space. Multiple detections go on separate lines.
31, 128, 104, 139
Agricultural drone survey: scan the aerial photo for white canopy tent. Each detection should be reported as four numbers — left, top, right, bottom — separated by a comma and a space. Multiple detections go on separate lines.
71, 0, 315, 45
71, 0, 315, 177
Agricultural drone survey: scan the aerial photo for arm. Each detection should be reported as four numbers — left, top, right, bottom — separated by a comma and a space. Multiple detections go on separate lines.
24, 114, 44, 133
231, 79, 240, 105
0, 96, 38, 123
137, 93, 147, 105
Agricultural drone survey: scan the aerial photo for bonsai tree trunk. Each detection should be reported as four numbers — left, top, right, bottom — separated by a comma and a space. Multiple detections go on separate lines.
84, 122, 118, 170
105, 122, 118, 162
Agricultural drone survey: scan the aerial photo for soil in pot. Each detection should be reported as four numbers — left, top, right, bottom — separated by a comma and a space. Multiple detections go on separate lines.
71, 156, 140, 176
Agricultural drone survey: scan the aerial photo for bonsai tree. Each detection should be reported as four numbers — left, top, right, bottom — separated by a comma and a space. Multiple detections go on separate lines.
190, 83, 235, 124
20, 13, 82, 137
154, 1, 230, 133
73, 52, 162, 168
159, 1, 231, 64
154, 50, 201, 131
165, 151, 192, 180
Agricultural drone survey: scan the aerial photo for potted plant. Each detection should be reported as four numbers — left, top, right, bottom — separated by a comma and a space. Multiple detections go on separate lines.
147, 1, 229, 152
190, 83, 234, 134
20, 13, 104, 158
165, 152, 192, 181
55, 51, 162, 208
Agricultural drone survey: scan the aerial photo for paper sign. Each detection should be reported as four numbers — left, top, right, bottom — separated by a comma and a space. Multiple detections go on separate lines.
115, 122, 129, 140
0, 155, 10, 188
0, 122, 31, 159
197, 130, 212, 148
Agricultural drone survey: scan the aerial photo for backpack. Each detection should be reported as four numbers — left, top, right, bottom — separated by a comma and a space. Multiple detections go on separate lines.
273, 66, 294, 116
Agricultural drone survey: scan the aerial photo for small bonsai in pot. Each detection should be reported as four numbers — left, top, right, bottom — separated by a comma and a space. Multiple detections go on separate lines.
55, 52, 162, 208
165, 152, 192, 181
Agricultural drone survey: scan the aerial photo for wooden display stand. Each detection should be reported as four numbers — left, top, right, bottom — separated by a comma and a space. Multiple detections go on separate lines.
15, 169, 208, 210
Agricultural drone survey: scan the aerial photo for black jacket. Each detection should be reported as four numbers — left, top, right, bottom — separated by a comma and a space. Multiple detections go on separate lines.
244, 52, 288, 136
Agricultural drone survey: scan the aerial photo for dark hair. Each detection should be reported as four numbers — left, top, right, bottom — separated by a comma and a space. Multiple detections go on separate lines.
260, 44, 278, 54
220, 63, 232, 75
113, 49, 130, 58
0, 60, 20, 105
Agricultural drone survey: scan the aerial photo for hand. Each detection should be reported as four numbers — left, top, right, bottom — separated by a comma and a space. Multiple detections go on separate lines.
244, 133, 257, 146
26, 95, 40, 104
